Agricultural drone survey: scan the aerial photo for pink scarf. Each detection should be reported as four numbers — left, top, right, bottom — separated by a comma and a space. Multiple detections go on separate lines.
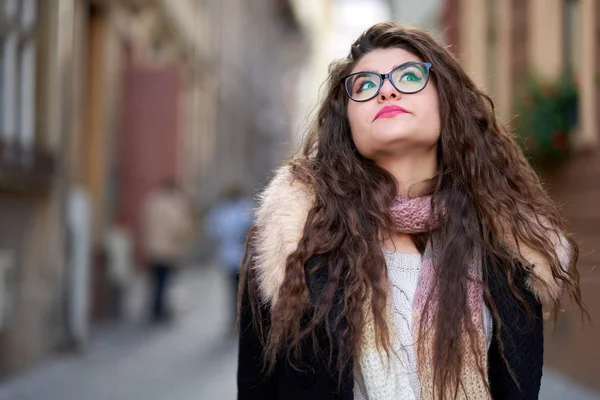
389, 195, 489, 399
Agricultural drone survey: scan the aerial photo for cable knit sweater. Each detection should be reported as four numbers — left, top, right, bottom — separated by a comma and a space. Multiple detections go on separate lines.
354, 251, 494, 400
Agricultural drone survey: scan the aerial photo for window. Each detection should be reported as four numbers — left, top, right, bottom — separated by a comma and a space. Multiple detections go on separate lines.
563, 0, 581, 74
0, 0, 37, 154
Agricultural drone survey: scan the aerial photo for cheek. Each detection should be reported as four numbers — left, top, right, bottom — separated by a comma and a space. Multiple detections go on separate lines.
347, 103, 362, 128
418, 91, 441, 140
347, 103, 369, 141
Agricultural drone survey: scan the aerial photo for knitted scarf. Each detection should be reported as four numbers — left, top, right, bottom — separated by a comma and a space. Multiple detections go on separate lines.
357, 195, 489, 400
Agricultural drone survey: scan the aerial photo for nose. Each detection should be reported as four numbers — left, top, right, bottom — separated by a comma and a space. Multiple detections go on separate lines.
378, 78, 400, 101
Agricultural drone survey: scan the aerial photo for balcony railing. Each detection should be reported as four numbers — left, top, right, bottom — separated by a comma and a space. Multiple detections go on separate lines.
0, 140, 54, 196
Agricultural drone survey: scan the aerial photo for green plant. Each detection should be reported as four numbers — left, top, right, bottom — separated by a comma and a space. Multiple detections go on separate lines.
514, 71, 579, 165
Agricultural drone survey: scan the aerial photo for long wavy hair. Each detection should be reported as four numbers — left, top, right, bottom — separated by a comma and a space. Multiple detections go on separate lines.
241, 22, 584, 398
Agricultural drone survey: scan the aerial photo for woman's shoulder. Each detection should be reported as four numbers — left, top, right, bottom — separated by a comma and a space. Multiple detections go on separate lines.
253, 165, 315, 305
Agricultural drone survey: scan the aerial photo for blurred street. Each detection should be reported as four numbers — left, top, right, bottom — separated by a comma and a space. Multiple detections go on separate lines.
0, 264, 237, 400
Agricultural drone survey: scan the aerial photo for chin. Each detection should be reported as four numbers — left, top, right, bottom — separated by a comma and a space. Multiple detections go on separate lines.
370, 128, 414, 143
353, 131, 410, 157
357, 135, 438, 159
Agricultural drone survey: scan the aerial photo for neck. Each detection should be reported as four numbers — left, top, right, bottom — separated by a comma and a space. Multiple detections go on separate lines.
376, 149, 437, 197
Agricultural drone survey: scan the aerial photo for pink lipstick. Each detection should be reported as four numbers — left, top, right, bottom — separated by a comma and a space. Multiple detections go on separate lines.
374, 105, 408, 121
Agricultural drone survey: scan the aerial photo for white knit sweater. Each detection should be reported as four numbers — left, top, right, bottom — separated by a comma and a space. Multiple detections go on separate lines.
354, 251, 494, 400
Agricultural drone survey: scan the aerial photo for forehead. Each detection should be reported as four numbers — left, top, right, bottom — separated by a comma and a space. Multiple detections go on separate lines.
351, 48, 422, 74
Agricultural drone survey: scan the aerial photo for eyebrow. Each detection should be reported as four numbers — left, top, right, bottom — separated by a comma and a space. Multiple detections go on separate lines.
352, 61, 421, 75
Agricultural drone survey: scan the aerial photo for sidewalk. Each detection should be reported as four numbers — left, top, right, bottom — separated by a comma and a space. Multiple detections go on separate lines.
540, 368, 600, 400
0, 265, 237, 400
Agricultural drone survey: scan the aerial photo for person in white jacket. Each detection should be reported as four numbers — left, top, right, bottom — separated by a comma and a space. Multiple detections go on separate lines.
142, 178, 192, 323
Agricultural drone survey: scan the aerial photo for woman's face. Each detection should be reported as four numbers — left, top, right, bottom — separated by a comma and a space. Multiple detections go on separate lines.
346, 48, 441, 161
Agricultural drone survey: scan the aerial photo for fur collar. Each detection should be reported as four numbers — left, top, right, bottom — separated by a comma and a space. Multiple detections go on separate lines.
253, 166, 315, 305
252, 166, 569, 308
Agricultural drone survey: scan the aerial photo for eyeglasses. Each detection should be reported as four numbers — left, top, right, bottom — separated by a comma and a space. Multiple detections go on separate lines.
341, 61, 432, 102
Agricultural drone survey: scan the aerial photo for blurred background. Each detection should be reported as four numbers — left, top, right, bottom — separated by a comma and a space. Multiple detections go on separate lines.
0, 0, 597, 399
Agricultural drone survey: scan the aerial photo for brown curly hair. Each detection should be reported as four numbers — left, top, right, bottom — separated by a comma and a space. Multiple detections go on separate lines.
241, 22, 585, 398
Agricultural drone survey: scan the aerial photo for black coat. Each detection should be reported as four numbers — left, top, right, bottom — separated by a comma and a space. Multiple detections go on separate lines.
237, 255, 544, 400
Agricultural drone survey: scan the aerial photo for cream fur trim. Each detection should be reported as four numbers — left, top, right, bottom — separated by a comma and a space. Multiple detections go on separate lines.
253, 166, 315, 305
508, 230, 571, 307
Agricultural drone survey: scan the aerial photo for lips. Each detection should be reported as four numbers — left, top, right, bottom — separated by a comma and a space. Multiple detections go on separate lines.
374, 105, 409, 121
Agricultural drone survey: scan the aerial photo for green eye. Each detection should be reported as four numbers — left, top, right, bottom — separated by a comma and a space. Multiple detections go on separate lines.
358, 80, 377, 93
401, 72, 421, 82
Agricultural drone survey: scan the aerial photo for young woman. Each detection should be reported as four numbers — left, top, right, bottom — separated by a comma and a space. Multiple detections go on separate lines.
237, 22, 584, 400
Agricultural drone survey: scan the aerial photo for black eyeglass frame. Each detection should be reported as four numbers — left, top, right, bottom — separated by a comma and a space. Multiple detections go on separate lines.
340, 61, 433, 102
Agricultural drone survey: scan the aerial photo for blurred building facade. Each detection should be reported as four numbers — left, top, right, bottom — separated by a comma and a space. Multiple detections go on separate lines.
202, 0, 305, 203
0, 0, 74, 377
441, 0, 599, 391
0, 0, 307, 379
388, 0, 441, 35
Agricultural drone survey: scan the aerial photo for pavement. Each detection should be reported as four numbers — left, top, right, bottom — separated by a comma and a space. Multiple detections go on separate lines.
540, 369, 600, 400
0, 264, 597, 400
0, 264, 237, 400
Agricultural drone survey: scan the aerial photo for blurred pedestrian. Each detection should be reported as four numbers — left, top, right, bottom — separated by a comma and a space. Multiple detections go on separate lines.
142, 178, 192, 324
237, 23, 585, 400
204, 185, 254, 328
